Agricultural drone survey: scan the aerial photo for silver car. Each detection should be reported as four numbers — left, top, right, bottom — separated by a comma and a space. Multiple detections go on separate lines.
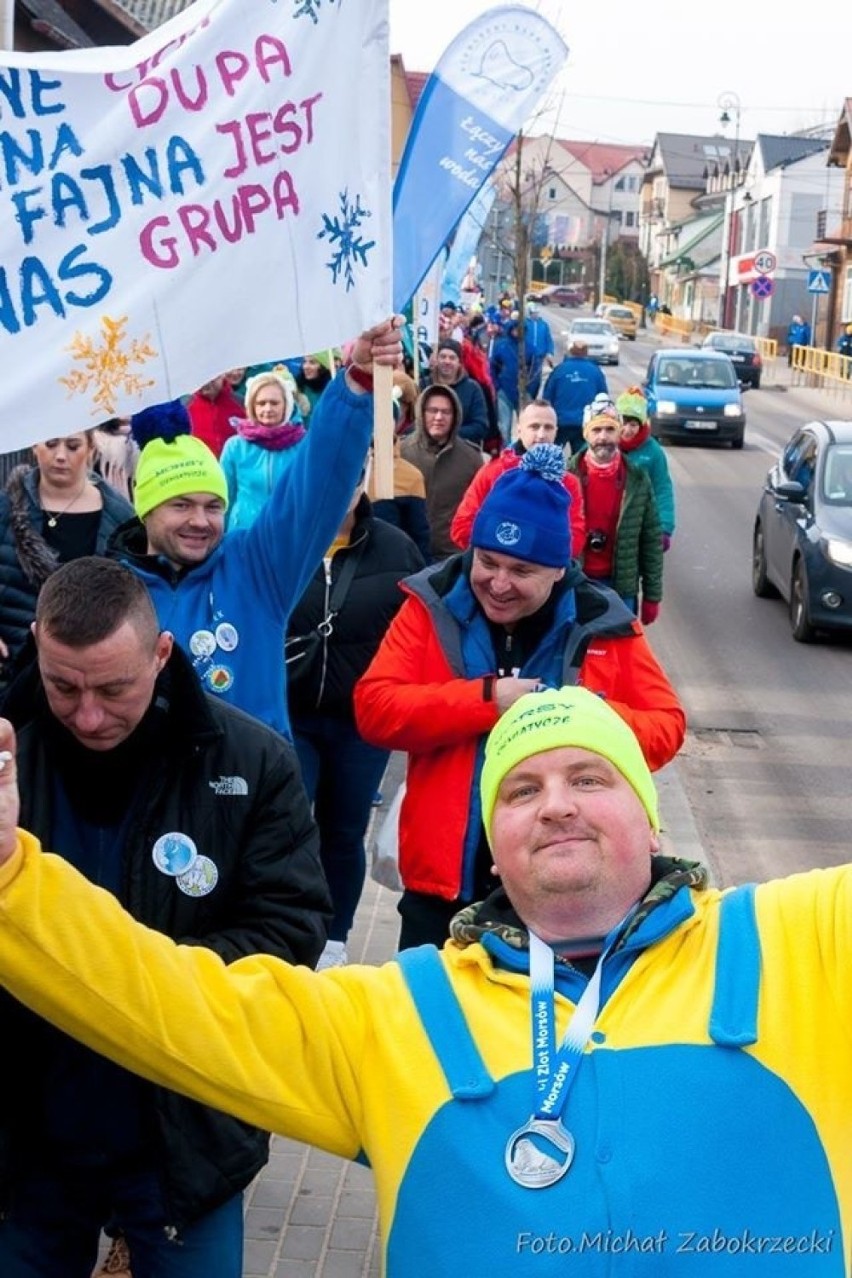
563, 318, 620, 366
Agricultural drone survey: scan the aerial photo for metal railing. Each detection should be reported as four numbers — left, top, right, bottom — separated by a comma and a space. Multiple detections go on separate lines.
790, 345, 852, 400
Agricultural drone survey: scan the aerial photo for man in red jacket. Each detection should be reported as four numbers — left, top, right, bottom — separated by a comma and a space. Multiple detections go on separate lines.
355, 444, 684, 949
450, 400, 586, 555
186, 375, 243, 459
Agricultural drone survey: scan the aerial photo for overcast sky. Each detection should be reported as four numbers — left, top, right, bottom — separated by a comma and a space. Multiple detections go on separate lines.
388, 1, 847, 148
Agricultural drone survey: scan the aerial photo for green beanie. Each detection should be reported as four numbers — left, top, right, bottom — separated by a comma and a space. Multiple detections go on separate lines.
615, 389, 648, 424
480, 686, 659, 839
134, 435, 228, 521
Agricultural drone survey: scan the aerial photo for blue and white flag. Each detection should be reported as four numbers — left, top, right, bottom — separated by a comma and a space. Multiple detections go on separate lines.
0, 0, 390, 446
393, 6, 567, 313
440, 181, 496, 305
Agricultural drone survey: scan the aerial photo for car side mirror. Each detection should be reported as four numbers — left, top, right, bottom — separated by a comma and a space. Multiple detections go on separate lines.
738, 380, 750, 391
773, 479, 807, 502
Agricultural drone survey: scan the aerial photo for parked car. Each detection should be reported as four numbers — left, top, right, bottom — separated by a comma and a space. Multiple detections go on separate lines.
701, 330, 762, 388
752, 419, 852, 642
600, 303, 638, 340
539, 285, 586, 307
644, 348, 746, 448
563, 317, 620, 365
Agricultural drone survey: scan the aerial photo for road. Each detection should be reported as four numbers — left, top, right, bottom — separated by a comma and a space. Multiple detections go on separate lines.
540, 307, 852, 889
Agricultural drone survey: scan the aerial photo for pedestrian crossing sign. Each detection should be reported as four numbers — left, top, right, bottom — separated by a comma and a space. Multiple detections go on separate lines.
808, 269, 831, 294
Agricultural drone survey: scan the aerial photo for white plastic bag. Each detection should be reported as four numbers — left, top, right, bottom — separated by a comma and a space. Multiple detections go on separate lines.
370, 780, 405, 892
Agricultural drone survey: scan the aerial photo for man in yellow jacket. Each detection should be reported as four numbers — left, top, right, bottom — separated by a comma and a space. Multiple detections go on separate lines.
0, 688, 848, 1275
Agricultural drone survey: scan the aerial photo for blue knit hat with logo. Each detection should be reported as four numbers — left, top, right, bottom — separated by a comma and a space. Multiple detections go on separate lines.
471, 443, 571, 567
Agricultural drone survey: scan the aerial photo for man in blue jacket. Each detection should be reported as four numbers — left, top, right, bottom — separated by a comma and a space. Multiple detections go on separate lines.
109, 319, 402, 738
489, 318, 521, 445
543, 338, 608, 454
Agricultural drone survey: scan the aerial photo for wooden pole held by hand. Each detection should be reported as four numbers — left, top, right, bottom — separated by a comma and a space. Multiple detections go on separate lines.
372, 362, 395, 500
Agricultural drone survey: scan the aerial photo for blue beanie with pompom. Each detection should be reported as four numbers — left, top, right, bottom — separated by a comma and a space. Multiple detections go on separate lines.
470, 442, 572, 567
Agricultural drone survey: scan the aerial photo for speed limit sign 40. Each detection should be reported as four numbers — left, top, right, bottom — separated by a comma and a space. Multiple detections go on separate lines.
754, 250, 777, 276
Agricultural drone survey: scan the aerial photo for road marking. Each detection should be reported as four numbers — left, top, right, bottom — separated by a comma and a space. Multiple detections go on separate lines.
746, 429, 781, 457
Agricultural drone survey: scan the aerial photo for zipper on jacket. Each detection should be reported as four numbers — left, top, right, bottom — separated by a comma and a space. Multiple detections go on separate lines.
315, 558, 333, 709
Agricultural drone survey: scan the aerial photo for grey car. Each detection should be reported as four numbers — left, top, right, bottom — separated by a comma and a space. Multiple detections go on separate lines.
563, 318, 620, 366
753, 419, 852, 641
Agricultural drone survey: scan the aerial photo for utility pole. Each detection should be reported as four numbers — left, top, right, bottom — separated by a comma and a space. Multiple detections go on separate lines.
717, 92, 742, 329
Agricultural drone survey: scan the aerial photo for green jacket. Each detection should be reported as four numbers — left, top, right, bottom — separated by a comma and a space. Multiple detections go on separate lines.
568, 453, 663, 602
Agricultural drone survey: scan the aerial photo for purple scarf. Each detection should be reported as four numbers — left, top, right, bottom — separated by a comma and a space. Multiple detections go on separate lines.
236, 419, 306, 451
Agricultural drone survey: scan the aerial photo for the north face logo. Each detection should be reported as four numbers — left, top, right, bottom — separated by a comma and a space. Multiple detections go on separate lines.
209, 776, 249, 796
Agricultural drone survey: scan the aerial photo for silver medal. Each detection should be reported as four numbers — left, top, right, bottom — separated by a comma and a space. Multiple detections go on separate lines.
505, 1117, 575, 1189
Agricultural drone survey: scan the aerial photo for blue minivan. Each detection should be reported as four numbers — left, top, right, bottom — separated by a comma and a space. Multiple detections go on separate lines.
644, 347, 747, 449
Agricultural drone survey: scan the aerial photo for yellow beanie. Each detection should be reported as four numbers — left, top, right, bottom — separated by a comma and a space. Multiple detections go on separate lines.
480, 686, 659, 839
134, 435, 228, 520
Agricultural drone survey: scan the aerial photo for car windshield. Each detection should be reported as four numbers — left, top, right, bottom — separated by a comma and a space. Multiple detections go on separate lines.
822, 445, 852, 504
656, 359, 737, 388
573, 322, 611, 336
608, 308, 632, 319
711, 334, 756, 352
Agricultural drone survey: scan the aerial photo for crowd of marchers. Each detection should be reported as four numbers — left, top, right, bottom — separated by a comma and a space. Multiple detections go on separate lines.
0, 306, 685, 1278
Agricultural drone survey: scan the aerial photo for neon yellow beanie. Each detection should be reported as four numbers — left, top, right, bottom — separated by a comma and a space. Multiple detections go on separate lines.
134, 435, 228, 521
615, 388, 648, 423
480, 686, 659, 839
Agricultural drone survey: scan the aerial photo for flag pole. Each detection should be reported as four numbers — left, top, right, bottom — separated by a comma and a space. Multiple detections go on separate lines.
372, 362, 394, 500
1, 0, 15, 51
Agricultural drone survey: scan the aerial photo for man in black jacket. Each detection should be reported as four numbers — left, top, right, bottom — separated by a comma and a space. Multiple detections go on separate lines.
0, 557, 331, 1277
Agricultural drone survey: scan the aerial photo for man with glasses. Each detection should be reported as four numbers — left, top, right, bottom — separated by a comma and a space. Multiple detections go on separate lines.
401, 385, 483, 561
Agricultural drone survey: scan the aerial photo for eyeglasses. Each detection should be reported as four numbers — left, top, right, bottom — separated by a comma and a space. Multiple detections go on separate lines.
425, 408, 453, 417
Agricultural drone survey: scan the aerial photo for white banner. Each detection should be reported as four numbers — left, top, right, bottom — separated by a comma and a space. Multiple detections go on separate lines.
0, 0, 390, 448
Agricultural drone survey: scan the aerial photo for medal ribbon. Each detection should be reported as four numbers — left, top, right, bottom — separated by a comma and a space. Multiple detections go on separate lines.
527, 919, 627, 1123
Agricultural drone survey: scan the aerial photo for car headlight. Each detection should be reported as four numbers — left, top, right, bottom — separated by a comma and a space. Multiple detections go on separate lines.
825, 537, 852, 568
607, 341, 619, 354
655, 400, 677, 415
723, 403, 742, 417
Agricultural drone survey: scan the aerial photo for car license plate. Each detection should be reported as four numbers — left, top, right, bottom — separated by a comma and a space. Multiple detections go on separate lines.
685, 419, 717, 430
730, 354, 745, 362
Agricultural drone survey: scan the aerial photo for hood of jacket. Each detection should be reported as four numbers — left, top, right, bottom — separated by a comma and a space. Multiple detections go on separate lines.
413, 383, 464, 451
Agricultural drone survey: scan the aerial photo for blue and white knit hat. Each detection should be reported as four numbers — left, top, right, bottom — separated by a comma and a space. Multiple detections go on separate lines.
471, 443, 572, 567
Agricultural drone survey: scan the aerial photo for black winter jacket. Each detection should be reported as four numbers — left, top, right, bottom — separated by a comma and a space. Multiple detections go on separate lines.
287, 496, 423, 721
0, 645, 331, 1232
0, 466, 133, 679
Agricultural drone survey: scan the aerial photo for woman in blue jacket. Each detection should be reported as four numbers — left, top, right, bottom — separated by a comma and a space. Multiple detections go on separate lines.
220, 371, 306, 530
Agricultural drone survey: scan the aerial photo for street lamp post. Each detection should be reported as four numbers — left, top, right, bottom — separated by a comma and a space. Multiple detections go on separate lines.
718, 91, 741, 330
597, 170, 614, 306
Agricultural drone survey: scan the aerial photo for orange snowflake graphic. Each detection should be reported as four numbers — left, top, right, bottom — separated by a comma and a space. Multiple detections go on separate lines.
59, 315, 158, 417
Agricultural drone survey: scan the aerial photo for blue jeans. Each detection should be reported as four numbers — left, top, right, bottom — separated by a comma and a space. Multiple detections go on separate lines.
496, 390, 515, 445
0, 1164, 243, 1278
556, 423, 584, 454
293, 714, 389, 943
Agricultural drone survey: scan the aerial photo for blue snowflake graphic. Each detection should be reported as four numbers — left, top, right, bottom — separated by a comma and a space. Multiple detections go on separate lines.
292, 0, 338, 22
318, 191, 376, 292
